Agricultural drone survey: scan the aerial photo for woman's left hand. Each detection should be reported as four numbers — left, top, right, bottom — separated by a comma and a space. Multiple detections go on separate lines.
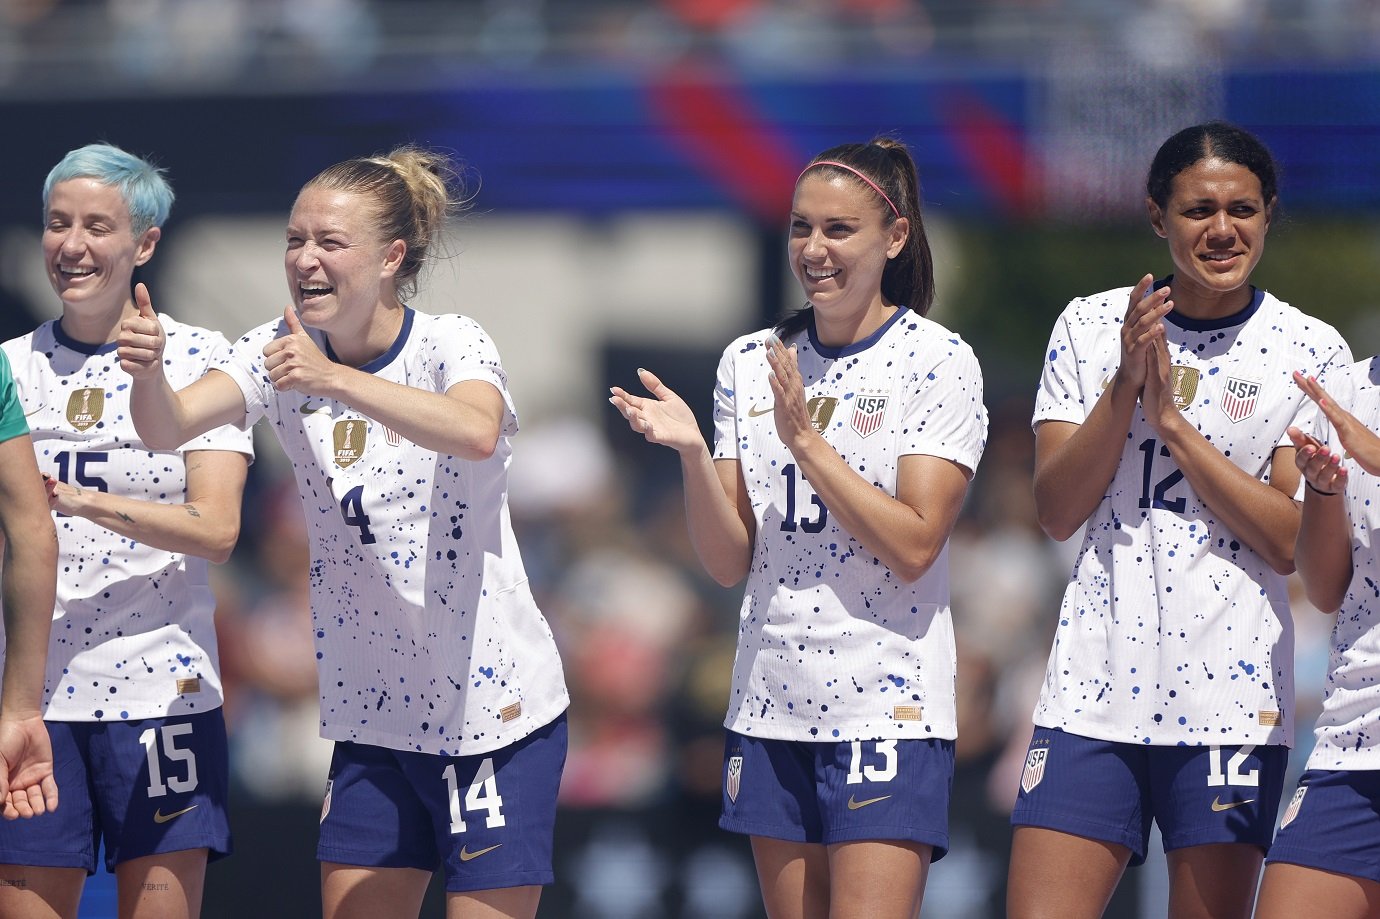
262, 306, 338, 396
765, 334, 820, 455
1140, 337, 1186, 436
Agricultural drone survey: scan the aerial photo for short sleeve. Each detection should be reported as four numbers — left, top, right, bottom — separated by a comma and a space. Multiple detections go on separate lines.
1032, 307, 1086, 429
426, 315, 517, 437
216, 322, 281, 430
1279, 333, 1355, 450
899, 340, 986, 475
710, 342, 740, 461
180, 329, 257, 456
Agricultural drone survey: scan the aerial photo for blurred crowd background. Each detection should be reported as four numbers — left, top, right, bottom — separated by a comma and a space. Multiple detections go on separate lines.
3, 1, 1380, 916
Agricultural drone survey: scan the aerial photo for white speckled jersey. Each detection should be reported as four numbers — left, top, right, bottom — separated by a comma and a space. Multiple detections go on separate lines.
711, 307, 987, 742
218, 308, 568, 756
1301, 358, 1380, 770
1032, 284, 1351, 746
0, 317, 253, 721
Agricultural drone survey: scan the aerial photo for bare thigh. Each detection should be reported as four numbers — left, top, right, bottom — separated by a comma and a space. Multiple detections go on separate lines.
445, 885, 541, 919
1164, 843, 1262, 919
0, 864, 85, 919
826, 839, 930, 919
751, 837, 830, 919
1006, 826, 1130, 919
321, 863, 430, 919
1255, 861, 1380, 919
114, 848, 209, 919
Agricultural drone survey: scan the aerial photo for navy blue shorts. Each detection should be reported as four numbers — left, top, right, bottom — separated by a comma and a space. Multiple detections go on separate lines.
718, 730, 954, 859
0, 710, 231, 873
317, 712, 567, 892
1267, 769, 1380, 884
1011, 727, 1286, 865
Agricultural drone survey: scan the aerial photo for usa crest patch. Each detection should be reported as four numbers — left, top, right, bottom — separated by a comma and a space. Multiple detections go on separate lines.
1220, 377, 1261, 423
1279, 786, 1306, 829
726, 755, 743, 803
1020, 748, 1048, 794
850, 395, 888, 438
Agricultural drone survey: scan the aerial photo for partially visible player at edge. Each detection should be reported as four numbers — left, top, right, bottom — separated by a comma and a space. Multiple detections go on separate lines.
118, 146, 569, 919
0, 353, 60, 822
1252, 369, 1380, 919
611, 138, 987, 919
1008, 121, 1352, 919
0, 143, 253, 919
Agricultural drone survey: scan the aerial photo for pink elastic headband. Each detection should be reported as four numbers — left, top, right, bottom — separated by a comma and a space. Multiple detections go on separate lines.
800, 160, 901, 220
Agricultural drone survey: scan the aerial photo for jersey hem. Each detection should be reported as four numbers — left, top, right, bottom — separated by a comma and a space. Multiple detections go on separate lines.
321, 698, 570, 757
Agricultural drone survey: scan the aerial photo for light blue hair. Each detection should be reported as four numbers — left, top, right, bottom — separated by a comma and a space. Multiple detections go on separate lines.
43, 143, 174, 236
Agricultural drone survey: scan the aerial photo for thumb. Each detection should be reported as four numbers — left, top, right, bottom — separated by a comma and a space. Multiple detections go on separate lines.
283, 304, 306, 335
134, 282, 157, 320
636, 367, 670, 398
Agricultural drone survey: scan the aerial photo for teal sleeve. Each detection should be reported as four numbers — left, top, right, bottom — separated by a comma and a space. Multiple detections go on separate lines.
0, 350, 28, 444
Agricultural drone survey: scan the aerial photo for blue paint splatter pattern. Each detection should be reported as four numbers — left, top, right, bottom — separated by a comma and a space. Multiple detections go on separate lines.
0, 316, 253, 721
710, 307, 987, 742
1032, 284, 1351, 746
1300, 357, 1380, 770
220, 308, 568, 756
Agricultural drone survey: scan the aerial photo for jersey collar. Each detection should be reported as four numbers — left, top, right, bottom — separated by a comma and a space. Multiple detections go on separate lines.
1161, 279, 1264, 332
323, 307, 414, 375
807, 306, 909, 358
51, 319, 119, 356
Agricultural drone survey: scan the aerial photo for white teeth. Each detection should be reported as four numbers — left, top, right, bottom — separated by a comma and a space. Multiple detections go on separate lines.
59, 265, 94, 276
805, 266, 839, 279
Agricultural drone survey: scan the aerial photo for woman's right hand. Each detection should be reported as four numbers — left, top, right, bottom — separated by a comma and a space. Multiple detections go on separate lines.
609, 368, 704, 455
1287, 425, 1348, 495
1294, 370, 1380, 477
116, 283, 167, 380
1118, 273, 1174, 390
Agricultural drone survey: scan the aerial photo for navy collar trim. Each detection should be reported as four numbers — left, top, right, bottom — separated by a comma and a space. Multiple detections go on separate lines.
323, 307, 414, 374
1161, 279, 1264, 332
52, 319, 118, 356
807, 306, 909, 358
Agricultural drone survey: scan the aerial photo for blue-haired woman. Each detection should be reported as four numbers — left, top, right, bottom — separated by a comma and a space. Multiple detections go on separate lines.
0, 143, 253, 919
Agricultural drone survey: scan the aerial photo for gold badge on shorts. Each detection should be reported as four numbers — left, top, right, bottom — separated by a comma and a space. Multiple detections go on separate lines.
66, 387, 104, 431
333, 419, 365, 468
1170, 366, 1200, 409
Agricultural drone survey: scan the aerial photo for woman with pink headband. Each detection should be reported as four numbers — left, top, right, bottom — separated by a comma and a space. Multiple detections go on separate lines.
611, 138, 987, 917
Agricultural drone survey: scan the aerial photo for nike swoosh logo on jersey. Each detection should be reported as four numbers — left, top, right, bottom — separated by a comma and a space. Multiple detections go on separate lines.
1210, 796, 1255, 813
299, 402, 330, 415
458, 843, 503, 862
153, 804, 199, 824
846, 794, 892, 810
747, 404, 774, 417
23, 403, 44, 417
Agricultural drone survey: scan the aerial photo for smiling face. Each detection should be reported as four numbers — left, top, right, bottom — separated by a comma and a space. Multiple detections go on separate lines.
788, 172, 908, 344
1149, 156, 1272, 317
43, 177, 158, 317
284, 185, 406, 336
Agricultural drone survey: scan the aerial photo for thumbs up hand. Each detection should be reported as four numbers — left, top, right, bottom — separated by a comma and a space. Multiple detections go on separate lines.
262, 305, 336, 395
117, 283, 168, 379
